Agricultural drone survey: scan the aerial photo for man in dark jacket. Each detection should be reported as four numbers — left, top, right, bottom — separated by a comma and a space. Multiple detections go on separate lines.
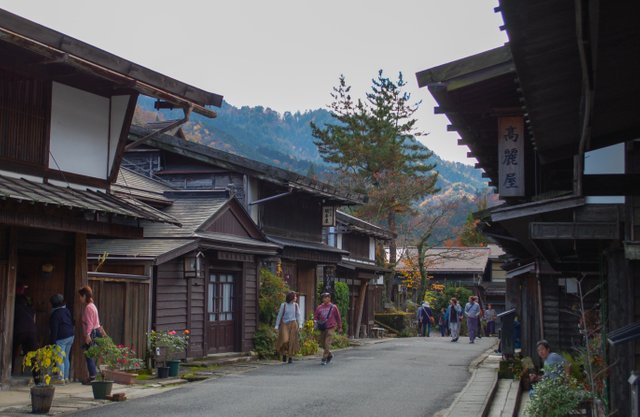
50, 294, 75, 382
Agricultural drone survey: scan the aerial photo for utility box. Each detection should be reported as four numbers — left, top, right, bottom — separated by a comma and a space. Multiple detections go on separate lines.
630, 371, 640, 417
497, 308, 516, 357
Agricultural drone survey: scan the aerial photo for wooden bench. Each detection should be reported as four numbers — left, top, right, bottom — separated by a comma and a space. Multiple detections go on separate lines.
371, 327, 386, 338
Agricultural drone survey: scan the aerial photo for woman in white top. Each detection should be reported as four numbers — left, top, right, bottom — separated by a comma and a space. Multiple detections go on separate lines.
275, 291, 303, 363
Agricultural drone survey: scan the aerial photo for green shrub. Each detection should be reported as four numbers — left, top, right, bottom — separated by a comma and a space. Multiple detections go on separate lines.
334, 281, 349, 335
524, 374, 588, 417
331, 333, 351, 349
258, 268, 289, 326
299, 320, 319, 356
254, 323, 277, 359
398, 327, 418, 338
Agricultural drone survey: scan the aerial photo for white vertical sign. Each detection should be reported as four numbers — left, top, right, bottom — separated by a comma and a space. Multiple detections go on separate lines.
498, 117, 525, 197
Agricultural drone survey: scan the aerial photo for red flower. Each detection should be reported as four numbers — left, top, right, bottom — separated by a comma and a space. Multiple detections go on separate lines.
184, 330, 190, 335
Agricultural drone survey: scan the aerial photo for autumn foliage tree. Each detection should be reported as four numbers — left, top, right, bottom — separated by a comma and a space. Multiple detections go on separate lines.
311, 71, 439, 267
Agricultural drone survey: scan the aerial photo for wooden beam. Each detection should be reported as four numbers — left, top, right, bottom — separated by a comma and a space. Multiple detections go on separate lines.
72, 233, 89, 382
530, 222, 619, 240
0, 228, 17, 385
583, 174, 640, 196
468, 151, 475, 158
354, 281, 368, 339
457, 139, 465, 146
447, 124, 457, 132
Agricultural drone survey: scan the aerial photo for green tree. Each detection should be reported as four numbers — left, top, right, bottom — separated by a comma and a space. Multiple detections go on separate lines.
311, 71, 439, 268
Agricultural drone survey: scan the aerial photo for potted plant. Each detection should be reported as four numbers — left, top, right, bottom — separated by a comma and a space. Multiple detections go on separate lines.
23, 345, 64, 414
84, 336, 123, 399
148, 329, 189, 378
102, 344, 144, 385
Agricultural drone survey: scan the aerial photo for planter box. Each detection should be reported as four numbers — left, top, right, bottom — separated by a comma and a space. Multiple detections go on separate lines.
103, 369, 138, 385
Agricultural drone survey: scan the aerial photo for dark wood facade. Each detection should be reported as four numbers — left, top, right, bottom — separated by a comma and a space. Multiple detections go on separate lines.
418, 2, 640, 412
0, 8, 221, 387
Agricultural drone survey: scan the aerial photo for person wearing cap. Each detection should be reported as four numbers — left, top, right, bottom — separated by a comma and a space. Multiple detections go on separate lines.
50, 294, 75, 383
314, 292, 342, 365
417, 301, 434, 337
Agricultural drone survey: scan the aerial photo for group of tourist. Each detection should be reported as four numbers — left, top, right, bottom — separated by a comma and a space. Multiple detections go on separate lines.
416, 296, 497, 342
13, 285, 105, 384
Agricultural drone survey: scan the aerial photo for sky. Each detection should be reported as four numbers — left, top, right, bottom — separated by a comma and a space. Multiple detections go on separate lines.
0, 0, 506, 164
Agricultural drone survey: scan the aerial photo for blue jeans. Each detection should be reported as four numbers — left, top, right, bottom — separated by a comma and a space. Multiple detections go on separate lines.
55, 336, 74, 380
83, 329, 102, 379
421, 320, 431, 337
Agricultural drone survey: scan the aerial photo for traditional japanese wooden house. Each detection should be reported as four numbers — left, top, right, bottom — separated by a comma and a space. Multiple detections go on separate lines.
0, 9, 222, 385
328, 211, 394, 338
89, 180, 280, 356
121, 126, 363, 320
417, 1, 640, 412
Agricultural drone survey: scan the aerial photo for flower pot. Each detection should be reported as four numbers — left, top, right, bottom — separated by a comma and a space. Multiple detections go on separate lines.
30, 385, 55, 414
103, 369, 138, 385
91, 380, 113, 400
156, 366, 170, 379
167, 360, 180, 377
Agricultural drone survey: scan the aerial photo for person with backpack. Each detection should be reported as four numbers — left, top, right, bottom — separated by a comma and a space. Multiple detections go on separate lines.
418, 302, 434, 337
314, 292, 342, 365
274, 291, 303, 364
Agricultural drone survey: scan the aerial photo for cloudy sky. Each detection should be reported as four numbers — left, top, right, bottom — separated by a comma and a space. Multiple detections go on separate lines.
0, 0, 506, 163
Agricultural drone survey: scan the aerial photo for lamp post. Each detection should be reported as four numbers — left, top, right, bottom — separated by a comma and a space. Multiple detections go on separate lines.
183, 251, 204, 279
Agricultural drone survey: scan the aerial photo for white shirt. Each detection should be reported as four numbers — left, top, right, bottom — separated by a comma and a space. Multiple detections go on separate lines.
275, 302, 303, 329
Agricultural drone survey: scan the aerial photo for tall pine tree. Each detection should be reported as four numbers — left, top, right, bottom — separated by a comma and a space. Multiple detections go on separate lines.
311, 71, 439, 265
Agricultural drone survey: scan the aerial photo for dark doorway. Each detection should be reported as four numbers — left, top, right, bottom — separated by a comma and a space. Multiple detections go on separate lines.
206, 272, 238, 353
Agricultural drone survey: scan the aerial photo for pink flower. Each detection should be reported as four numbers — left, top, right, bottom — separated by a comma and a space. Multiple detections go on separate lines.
168, 330, 177, 336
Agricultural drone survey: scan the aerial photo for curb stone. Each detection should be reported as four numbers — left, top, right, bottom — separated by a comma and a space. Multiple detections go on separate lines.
435, 341, 500, 417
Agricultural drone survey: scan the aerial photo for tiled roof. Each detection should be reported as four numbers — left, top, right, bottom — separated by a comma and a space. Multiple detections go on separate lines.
142, 196, 227, 238
396, 246, 491, 273
267, 235, 348, 254
88, 239, 197, 262
0, 173, 179, 225
336, 211, 395, 240
130, 125, 365, 205
112, 168, 174, 204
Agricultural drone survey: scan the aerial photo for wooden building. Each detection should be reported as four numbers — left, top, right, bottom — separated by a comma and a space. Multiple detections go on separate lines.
0, 9, 222, 386
328, 211, 394, 338
417, 1, 640, 412
121, 127, 363, 320
89, 183, 280, 356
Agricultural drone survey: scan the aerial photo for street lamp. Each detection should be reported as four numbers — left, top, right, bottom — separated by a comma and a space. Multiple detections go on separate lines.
183, 251, 204, 279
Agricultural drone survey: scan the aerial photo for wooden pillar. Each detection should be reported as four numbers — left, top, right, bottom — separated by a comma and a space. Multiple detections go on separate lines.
0, 228, 17, 386
354, 281, 368, 339
71, 233, 88, 382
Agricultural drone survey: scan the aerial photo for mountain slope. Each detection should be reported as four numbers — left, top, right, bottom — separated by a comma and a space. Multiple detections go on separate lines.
134, 97, 488, 195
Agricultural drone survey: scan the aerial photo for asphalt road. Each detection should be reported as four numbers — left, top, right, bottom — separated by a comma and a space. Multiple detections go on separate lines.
70, 336, 494, 417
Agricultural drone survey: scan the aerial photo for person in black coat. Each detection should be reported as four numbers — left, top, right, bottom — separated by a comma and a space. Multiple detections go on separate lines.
50, 294, 75, 382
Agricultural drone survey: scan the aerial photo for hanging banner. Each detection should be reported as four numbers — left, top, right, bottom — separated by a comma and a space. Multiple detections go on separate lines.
322, 206, 336, 226
498, 116, 525, 197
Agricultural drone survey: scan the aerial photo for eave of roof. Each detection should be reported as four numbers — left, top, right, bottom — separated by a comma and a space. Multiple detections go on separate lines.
336, 211, 395, 240
0, 8, 222, 117
266, 235, 348, 255
0, 173, 179, 226
129, 125, 365, 205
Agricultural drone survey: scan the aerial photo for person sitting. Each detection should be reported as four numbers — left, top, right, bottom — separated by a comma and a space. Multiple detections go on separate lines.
529, 339, 568, 396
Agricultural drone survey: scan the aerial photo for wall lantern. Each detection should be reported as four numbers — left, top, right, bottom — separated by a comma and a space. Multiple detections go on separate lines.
41, 263, 55, 279
183, 251, 204, 279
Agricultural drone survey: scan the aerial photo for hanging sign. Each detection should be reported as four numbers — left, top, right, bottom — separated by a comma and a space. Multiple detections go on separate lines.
322, 206, 336, 226
498, 116, 525, 197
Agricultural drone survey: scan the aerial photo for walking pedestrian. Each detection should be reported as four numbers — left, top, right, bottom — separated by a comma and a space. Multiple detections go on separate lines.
418, 302, 433, 337
438, 307, 447, 337
314, 292, 342, 365
446, 298, 462, 342
484, 304, 497, 336
464, 296, 481, 344
275, 291, 303, 364
49, 294, 75, 383
79, 286, 105, 384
